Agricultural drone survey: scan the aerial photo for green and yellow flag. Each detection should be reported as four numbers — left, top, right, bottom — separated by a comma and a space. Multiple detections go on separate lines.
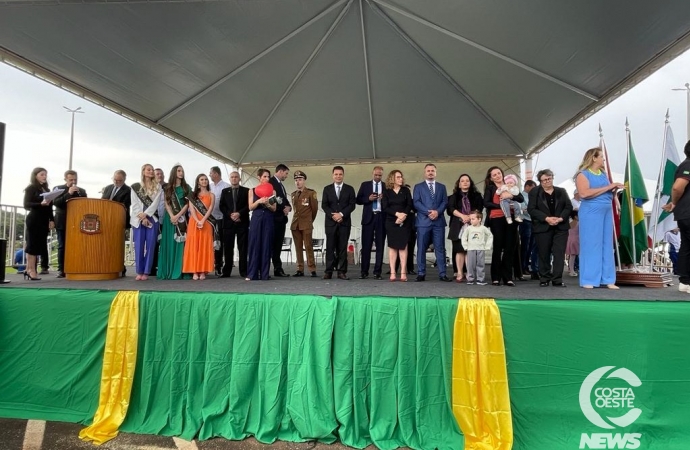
619, 131, 649, 264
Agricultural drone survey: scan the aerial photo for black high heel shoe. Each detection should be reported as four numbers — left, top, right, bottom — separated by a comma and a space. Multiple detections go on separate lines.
23, 271, 41, 281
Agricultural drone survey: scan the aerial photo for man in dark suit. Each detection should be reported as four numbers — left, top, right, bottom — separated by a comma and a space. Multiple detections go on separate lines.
101, 169, 131, 277
356, 166, 386, 279
413, 163, 451, 282
270, 163, 292, 277
53, 170, 87, 278
219, 171, 250, 278
528, 169, 573, 287
102, 169, 131, 225
322, 165, 356, 280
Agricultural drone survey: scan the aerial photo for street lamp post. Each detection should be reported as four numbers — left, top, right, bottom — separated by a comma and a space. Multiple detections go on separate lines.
672, 83, 690, 141
63, 106, 84, 170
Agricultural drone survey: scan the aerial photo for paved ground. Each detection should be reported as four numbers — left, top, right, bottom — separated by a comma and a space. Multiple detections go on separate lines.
0, 419, 380, 450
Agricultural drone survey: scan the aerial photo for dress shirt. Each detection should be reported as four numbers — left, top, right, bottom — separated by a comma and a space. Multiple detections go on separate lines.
372, 180, 381, 212
210, 180, 230, 220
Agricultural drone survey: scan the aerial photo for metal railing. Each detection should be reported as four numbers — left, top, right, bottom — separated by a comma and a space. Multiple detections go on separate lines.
2, 201, 138, 269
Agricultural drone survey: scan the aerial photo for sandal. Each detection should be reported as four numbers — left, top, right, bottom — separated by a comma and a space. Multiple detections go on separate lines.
193, 274, 199, 280
400, 275, 407, 282
199, 274, 206, 280
390, 276, 397, 282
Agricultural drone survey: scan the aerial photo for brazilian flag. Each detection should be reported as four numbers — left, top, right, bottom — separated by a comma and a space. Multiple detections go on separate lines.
619, 132, 649, 264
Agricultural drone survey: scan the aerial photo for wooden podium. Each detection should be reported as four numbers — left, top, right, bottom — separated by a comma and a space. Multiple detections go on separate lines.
64, 198, 126, 281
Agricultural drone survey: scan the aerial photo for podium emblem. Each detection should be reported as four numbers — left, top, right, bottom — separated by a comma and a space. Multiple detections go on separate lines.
80, 214, 101, 234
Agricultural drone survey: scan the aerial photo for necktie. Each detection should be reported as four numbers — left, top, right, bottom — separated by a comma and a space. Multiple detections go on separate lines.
336, 185, 341, 200
373, 182, 378, 211
109, 186, 119, 200
232, 188, 238, 212
428, 182, 435, 200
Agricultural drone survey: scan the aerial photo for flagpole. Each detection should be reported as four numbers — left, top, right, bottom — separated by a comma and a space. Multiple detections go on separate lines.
600, 124, 622, 270
625, 118, 638, 270
650, 111, 670, 272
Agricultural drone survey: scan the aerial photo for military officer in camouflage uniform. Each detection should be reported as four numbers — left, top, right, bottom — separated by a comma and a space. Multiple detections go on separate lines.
290, 170, 319, 277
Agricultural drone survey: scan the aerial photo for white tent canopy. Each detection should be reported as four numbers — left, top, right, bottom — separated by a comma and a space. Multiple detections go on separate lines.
2, 0, 690, 169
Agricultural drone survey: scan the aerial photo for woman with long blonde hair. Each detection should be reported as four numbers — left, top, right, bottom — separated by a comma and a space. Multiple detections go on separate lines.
574, 147, 624, 289
130, 164, 162, 280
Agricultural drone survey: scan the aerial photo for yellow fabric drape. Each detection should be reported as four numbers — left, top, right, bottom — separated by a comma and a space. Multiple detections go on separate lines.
452, 298, 513, 450
79, 291, 139, 445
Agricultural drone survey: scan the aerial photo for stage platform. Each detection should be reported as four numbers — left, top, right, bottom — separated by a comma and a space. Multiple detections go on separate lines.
3, 263, 688, 302
2, 264, 689, 450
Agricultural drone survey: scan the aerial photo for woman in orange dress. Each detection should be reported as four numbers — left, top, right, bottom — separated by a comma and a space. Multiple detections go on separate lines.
183, 174, 215, 280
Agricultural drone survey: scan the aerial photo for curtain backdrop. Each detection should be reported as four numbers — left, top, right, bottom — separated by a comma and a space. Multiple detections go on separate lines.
4, 289, 690, 450
118, 293, 463, 449
0, 289, 112, 422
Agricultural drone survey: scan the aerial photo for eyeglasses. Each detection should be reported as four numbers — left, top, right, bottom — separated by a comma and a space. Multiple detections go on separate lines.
540, 177, 553, 183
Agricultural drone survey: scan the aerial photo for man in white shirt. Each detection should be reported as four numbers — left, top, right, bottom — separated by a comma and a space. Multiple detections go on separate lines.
209, 166, 230, 276
665, 228, 681, 275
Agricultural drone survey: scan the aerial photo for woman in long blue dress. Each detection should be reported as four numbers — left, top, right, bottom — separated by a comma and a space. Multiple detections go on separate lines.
158, 164, 191, 280
246, 169, 277, 281
575, 147, 625, 289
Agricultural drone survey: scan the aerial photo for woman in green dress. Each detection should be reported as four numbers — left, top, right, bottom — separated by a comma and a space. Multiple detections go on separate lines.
158, 164, 191, 279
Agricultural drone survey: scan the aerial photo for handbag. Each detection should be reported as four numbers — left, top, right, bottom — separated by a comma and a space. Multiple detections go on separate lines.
458, 223, 468, 241
174, 223, 187, 243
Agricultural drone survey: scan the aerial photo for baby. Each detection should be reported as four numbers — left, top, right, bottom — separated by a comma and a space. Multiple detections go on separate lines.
496, 174, 522, 224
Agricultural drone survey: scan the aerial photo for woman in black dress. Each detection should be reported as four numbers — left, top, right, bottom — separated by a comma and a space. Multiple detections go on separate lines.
23, 167, 54, 280
382, 170, 414, 281
447, 174, 484, 282
484, 166, 523, 286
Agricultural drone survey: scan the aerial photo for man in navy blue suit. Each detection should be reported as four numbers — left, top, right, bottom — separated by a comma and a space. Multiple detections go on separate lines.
356, 166, 386, 279
270, 164, 292, 277
413, 164, 452, 282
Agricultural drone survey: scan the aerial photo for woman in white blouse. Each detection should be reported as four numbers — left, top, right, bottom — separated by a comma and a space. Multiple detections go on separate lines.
130, 164, 162, 280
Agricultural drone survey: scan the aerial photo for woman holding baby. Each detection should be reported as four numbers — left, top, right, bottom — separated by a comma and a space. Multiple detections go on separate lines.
484, 166, 523, 286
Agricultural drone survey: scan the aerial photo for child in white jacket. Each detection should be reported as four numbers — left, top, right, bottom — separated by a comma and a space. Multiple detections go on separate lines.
461, 210, 494, 285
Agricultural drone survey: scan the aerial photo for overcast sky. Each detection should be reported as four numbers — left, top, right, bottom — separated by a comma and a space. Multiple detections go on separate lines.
1, 49, 689, 206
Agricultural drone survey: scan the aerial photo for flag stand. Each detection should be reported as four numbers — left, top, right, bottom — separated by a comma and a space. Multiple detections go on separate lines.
614, 269, 672, 287
613, 119, 673, 288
